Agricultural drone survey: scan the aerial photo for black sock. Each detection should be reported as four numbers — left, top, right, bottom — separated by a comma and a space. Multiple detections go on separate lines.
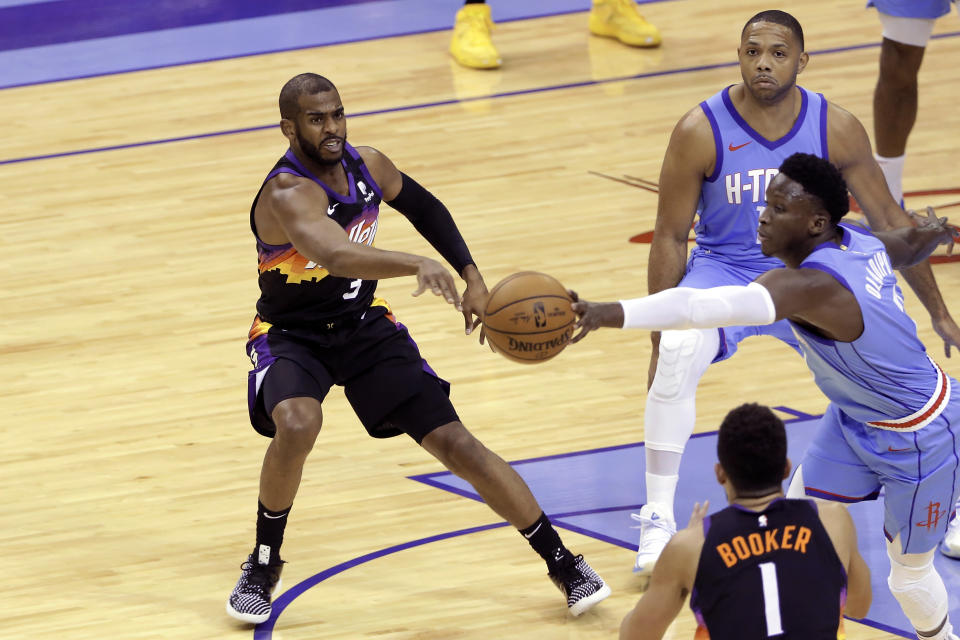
519, 512, 571, 572
255, 500, 291, 564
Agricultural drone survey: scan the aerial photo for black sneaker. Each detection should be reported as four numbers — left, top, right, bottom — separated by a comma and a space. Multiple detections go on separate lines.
548, 554, 611, 616
226, 554, 284, 624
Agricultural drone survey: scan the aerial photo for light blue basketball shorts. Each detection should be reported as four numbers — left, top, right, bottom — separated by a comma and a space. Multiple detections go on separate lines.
800, 397, 960, 554
677, 248, 800, 362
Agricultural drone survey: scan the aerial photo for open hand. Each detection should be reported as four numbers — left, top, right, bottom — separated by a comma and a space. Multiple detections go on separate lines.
915, 206, 956, 255
412, 258, 461, 308
569, 289, 625, 343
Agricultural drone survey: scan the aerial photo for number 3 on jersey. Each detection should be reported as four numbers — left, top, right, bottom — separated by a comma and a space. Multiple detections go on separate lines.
343, 278, 362, 300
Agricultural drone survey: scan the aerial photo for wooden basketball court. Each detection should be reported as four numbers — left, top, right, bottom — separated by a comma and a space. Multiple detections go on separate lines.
2, 1, 959, 637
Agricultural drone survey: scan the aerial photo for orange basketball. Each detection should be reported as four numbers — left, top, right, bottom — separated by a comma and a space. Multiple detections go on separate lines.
482, 271, 575, 364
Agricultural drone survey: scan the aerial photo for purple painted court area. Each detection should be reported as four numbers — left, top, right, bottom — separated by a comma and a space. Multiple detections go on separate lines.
254, 410, 959, 638
0, 0, 669, 89
412, 410, 960, 638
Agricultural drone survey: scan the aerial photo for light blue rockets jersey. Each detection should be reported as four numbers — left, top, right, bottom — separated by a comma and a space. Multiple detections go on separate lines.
790, 223, 949, 427
698, 86, 829, 269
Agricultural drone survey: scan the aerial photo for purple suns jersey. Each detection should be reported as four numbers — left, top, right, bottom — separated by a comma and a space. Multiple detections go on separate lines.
251, 143, 382, 327
791, 224, 952, 430
690, 499, 846, 639
697, 86, 829, 269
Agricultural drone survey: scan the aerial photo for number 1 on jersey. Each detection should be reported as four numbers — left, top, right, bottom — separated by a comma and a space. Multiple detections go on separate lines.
759, 561, 784, 636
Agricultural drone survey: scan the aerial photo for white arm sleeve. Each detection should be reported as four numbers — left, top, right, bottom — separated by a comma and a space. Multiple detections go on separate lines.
619, 282, 777, 330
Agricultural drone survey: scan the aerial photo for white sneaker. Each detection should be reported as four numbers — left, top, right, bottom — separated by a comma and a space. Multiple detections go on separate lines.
631, 503, 676, 575
941, 513, 960, 559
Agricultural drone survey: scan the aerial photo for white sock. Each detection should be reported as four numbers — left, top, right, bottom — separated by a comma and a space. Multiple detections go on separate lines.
644, 470, 679, 520
875, 153, 906, 205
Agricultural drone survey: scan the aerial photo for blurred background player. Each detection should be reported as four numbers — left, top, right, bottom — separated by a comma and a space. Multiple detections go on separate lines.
572, 152, 960, 640
449, 0, 661, 70
870, 0, 957, 206
619, 403, 871, 640
632, 9, 960, 579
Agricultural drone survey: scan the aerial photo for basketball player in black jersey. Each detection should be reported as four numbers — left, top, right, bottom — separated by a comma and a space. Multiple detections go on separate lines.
619, 404, 871, 640
225, 73, 609, 625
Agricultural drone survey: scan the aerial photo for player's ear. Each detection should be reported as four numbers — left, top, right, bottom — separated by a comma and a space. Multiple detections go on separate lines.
797, 51, 809, 74
810, 212, 829, 235
280, 118, 297, 143
715, 462, 726, 485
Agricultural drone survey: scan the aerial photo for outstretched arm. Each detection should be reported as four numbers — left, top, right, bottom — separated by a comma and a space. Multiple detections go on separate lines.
362, 147, 488, 333
263, 168, 460, 306
570, 283, 775, 340
829, 104, 960, 356
571, 268, 860, 343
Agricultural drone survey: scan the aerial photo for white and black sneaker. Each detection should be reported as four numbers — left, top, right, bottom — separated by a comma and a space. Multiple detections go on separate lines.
548, 554, 611, 616
226, 552, 284, 624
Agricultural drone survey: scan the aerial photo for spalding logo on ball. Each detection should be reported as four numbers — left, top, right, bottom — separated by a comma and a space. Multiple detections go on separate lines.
482, 271, 574, 364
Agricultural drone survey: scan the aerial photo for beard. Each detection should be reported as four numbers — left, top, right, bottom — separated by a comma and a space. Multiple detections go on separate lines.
747, 68, 798, 105
296, 127, 344, 166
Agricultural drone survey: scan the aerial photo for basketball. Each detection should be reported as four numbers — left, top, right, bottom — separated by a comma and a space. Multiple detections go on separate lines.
482, 271, 575, 364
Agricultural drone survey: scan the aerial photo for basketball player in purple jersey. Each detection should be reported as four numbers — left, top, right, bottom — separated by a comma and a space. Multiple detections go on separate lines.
620, 403, 872, 640
573, 153, 960, 640
226, 74, 609, 625
634, 9, 960, 577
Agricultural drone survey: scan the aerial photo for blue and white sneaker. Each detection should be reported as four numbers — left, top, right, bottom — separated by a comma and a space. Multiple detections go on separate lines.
632, 503, 676, 575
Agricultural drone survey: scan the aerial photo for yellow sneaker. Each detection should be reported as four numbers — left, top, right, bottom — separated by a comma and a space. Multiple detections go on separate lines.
449, 4, 502, 69
589, 0, 662, 48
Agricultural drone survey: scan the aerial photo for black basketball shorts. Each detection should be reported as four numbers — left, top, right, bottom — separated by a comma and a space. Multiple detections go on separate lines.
246, 307, 459, 443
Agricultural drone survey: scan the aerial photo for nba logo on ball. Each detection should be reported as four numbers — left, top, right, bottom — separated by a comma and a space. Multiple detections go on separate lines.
533, 302, 547, 328
482, 272, 575, 364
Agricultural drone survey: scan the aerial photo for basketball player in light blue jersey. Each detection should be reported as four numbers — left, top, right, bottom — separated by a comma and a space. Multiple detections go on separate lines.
634, 8, 960, 576
572, 152, 960, 640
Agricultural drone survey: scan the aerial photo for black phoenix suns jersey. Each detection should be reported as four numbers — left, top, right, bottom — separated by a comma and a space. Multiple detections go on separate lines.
250, 144, 383, 327
690, 499, 847, 639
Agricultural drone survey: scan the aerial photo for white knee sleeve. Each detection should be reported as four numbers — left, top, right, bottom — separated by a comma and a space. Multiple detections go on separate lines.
887, 539, 950, 634
643, 328, 719, 454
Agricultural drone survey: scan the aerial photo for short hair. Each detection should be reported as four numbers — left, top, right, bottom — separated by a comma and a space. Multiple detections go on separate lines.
777, 152, 849, 224
717, 403, 787, 494
742, 10, 804, 50
279, 73, 337, 120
